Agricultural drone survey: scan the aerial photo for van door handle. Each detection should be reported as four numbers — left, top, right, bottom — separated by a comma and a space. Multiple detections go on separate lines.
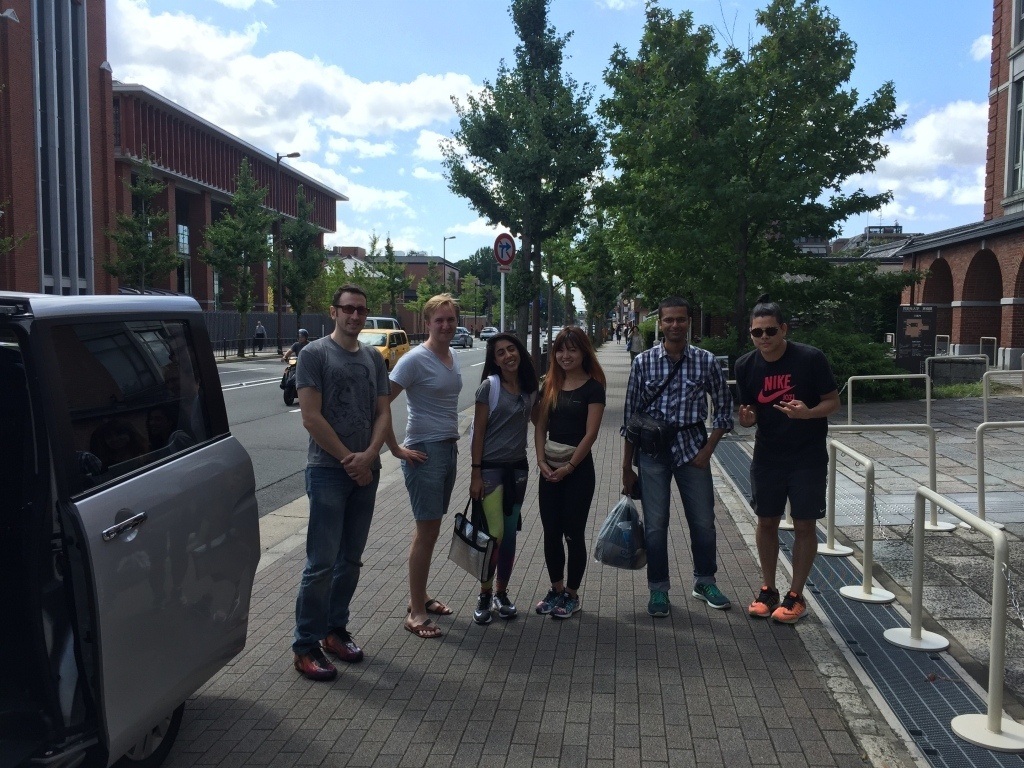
102, 511, 148, 542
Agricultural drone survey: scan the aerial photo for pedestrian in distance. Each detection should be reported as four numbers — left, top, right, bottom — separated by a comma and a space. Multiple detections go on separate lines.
387, 294, 462, 639
626, 323, 645, 361
291, 284, 390, 681
468, 333, 539, 625
735, 295, 840, 624
621, 297, 735, 618
616, 323, 623, 344
534, 327, 606, 619
254, 320, 267, 351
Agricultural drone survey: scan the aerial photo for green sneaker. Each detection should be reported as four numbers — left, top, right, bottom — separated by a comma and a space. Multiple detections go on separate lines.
692, 583, 731, 610
647, 590, 670, 617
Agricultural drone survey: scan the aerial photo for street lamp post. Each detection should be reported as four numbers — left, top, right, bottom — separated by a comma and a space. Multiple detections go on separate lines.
275, 151, 300, 355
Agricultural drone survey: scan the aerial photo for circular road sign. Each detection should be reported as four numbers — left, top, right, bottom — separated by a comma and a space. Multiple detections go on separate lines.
493, 233, 516, 273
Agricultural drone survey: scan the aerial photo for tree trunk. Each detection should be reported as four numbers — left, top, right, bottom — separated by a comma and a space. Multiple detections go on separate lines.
237, 311, 248, 357
530, 238, 542, 371
733, 236, 749, 354
516, 232, 531, 344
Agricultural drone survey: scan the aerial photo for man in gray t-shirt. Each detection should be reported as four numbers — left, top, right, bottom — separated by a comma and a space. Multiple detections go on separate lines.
291, 284, 391, 682
387, 293, 462, 639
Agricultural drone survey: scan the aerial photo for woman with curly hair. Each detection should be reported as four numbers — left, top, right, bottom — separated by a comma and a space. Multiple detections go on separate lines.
533, 327, 606, 619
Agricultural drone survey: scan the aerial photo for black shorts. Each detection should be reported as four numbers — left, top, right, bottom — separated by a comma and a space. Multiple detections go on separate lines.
750, 461, 826, 520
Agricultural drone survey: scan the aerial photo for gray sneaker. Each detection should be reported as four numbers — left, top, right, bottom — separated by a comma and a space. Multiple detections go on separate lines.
474, 591, 494, 625
692, 583, 731, 610
492, 591, 518, 619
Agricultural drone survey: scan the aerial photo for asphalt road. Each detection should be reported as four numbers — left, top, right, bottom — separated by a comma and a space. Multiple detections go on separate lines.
217, 344, 487, 517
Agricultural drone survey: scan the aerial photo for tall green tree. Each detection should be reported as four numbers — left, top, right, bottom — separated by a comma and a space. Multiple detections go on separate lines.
104, 153, 180, 291
365, 235, 412, 316
442, 0, 603, 360
202, 158, 273, 356
280, 185, 325, 331
600, 0, 905, 349
459, 274, 487, 325
569, 213, 619, 340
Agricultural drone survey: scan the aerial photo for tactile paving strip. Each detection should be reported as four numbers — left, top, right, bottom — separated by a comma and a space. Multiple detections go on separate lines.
716, 439, 1024, 767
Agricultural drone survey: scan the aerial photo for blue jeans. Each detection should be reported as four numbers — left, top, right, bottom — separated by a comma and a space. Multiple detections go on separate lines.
636, 452, 718, 592
293, 465, 378, 654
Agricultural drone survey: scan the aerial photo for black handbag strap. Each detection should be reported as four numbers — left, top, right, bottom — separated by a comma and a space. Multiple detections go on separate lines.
637, 355, 685, 414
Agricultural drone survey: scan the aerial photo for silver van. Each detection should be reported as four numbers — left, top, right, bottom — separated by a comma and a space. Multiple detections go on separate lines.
0, 293, 259, 768
362, 316, 401, 330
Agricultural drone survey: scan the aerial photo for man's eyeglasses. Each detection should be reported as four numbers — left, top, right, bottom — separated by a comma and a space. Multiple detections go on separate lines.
749, 327, 780, 339
334, 304, 369, 316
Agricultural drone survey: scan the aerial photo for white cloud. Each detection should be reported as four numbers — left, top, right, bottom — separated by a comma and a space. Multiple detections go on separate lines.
348, 166, 364, 175
290, 160, 414, 217
595, 0, 641, 9
212, 0, 274, 8
971, 35, 992, 62
859, 100, 986, 210
450, 217, 509, 239
412, 167, 444, 182
327, 136, 397, 159
108, 0, 477, 150
413, 130, 447, 161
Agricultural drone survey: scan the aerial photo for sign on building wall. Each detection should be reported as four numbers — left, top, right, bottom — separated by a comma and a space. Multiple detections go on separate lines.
895, 305, 937, 373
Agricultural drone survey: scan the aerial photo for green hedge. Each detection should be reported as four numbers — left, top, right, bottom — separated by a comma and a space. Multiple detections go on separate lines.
693, 328, 919, 403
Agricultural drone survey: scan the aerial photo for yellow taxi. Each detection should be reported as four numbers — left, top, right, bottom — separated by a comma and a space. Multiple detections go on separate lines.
358, 328, 410, 371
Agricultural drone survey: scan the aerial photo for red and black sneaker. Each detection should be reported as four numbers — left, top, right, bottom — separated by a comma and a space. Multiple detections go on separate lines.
747, 586, 780, 618
294, 646, 337, 681
322, 628, 364, 663
771, 591, 808, 624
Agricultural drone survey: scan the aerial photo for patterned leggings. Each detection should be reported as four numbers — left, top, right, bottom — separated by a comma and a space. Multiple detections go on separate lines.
478, 462, 528, 590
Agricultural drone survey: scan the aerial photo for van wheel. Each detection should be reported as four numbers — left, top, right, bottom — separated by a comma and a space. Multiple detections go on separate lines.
114, 703, 184, 768
283, 388, 296, 406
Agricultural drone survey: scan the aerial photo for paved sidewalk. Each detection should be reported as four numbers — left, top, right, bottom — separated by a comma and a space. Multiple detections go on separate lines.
168, 341, 1024, 768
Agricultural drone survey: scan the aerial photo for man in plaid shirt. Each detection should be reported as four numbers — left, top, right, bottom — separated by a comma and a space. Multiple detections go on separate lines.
621, 297, 734, 617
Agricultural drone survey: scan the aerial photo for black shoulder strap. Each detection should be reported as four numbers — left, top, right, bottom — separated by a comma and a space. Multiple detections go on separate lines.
638, 355, 685, 413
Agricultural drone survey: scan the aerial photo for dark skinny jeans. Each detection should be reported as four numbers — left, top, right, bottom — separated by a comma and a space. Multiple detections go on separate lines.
538, 456, 596, 591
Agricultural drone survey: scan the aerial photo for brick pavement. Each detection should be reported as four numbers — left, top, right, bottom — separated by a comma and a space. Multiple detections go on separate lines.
167, 342, 923, 768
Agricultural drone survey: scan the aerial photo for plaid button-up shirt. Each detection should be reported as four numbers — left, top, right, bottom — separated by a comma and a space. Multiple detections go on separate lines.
621, 342, 734, 466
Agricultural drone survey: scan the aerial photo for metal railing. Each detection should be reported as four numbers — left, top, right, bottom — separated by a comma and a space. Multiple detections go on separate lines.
972, 421, 1024, 531
884, 487, 1024, 753
830, 423, 952, 531
846, 374, 931, 426
982, 366, 1024, 423
826, 439, 895, 604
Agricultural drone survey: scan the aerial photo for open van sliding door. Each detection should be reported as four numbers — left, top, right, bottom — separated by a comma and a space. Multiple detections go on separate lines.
36, 313, 259, 765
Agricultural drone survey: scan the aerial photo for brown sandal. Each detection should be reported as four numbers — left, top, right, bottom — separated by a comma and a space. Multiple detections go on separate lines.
403, 618, 442, 639
406, 599, 453, 616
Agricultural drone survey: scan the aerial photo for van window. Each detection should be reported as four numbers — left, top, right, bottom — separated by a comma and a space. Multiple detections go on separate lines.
49, 320, 214, 494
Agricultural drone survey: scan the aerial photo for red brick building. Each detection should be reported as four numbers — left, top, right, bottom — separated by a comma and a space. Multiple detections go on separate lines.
0, 0, 346, 308
899, 0, 1024, 369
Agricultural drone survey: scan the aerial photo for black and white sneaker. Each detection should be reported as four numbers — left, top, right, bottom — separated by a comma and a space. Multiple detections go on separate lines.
473, 591, 494, 625
492, 591, 517, 619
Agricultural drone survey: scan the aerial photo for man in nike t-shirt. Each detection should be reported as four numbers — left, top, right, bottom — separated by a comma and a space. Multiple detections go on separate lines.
735, 296, 839, 624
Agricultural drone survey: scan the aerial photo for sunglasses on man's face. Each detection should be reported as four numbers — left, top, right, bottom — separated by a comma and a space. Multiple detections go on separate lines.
334, 304, 368, 316
749, 327, 780, 339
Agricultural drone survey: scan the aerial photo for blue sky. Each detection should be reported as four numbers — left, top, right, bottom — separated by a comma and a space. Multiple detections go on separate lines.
108, 0, 992, 265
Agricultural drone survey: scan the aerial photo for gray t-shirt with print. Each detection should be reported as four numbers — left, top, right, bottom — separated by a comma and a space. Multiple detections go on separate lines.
295, 336, 390, 469
390, 344, 462, 445
474, 377, 533, 463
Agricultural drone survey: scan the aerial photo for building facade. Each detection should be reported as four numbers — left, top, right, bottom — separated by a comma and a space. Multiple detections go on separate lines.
0, 0, 346, 313
898, 0, 1024, 369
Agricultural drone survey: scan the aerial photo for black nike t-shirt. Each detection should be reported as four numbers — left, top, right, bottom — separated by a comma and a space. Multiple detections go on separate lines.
735, 341, 837, 465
